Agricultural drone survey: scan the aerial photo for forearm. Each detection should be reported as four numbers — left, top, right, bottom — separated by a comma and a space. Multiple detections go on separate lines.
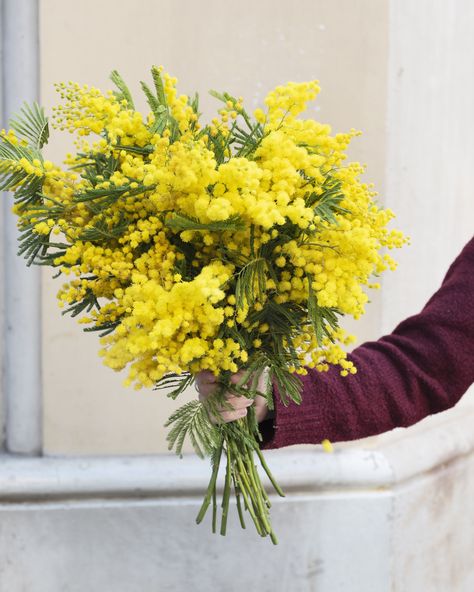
262, 236, 474, 449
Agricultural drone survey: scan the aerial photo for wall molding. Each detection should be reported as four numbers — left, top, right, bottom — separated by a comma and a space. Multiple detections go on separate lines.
1, 401, 473, 501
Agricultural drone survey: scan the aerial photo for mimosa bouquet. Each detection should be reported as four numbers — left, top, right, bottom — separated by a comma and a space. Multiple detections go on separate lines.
0, 66, 405, 543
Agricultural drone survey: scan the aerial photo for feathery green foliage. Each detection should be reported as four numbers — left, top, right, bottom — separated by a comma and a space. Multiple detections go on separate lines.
165, 212, 245, 233
208, 89, 265, 157
110, 70, 135, 109
155, 372, 195, 400
235, 257, 268, 310
79, 215, 129, 243
0, 138, 43, 196
307, 277, 341, 345
305, 177, 351, 223
10, 102, 49, 149
140, 66, 180, 139
165, 400, 220, 458
62, 288, 100, 318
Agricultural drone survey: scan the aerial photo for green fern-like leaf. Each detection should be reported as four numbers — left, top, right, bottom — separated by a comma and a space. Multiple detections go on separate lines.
113, 143, 153, 156
165, 400, 220, 458
155, 372, 195, 400
165, 212, 245, 233
0, 134, 51, 265
151, 66, 167, 106
15, 222, 50, 266
305, 178, 351, 223
308, 279, 324, 345
208, 89, 264, 157
140, 80, 161, 114
0, 137, 43, 199
73, 182, 155, 215
62, 288, 100, 318
187, 92, 201, 132
307, 277, 341, 345
268, 363, 303, 407
232, 122, 264, 157
9, 102, 49, 149
205, 126, 229, 164
140, 68, 182, 140
83, 318, 123, 337
235, 257, 267, 310
79, 216, 129, 243
110, 70, 135, 109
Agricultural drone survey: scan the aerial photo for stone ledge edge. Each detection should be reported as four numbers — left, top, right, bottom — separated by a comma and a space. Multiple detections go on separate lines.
0, 404, 473, 501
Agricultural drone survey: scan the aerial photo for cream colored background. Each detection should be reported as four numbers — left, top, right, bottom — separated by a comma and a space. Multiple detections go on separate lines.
41, 0, 390, 454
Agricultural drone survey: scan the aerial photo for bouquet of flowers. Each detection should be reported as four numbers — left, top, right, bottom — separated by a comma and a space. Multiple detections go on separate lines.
0, 66, 406, 543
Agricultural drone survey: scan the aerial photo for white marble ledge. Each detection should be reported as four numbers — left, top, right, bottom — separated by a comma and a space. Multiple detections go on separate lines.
0, 399, 473, 502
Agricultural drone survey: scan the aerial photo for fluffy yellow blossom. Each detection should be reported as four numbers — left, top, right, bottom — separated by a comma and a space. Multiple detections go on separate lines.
0, 70, 410, 543
2, 66, 407, 392
99, 261, 240, 388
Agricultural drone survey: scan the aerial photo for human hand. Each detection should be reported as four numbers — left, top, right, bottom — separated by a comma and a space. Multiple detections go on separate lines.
195, 369, 270, 424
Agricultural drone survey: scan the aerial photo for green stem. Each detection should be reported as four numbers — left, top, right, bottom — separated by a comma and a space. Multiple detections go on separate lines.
243, 447, 279, 545
193, 373, 283, 544
250, 439, 271, 510
235, 445, 271, 535
212, 486, 217, 534
244, 451, 272, 534
233, 473, 246, 530
220, 443, 232, 536
255, 446, 285, 498
232, 443, 267, 534
234, 447, 261, 510
196, 439, 223, 524
234, 472, 264, 536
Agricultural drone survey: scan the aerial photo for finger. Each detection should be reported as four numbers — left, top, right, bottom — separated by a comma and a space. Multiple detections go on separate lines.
207, 406, 248, 425
229, 370, 246, 385
221, 408, 248, 423
210, 397, 252, 413
196, 370, 218, 387
196, 384, 217, 403
195, 372, 220, 400
195, 381, 215, 399
257, 367, 270, 392
222, 395, 253, 410
253, 394, 269, 422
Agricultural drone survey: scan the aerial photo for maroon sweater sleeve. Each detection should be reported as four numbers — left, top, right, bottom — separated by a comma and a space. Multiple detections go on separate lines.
261, 235, 474, 449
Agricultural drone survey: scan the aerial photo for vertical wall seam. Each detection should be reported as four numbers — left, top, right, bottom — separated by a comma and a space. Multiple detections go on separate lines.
2, 0, 42, 455
0, 0, 5, 451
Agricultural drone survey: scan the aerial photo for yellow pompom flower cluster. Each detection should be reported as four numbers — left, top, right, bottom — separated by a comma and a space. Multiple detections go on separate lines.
1, 72, 409, 540
99, 261, 245, 388
1, 66, 407, 394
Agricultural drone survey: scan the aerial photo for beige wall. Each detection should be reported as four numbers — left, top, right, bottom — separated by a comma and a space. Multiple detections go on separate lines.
39, 0, 389, 454
382, 0, 474, 332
